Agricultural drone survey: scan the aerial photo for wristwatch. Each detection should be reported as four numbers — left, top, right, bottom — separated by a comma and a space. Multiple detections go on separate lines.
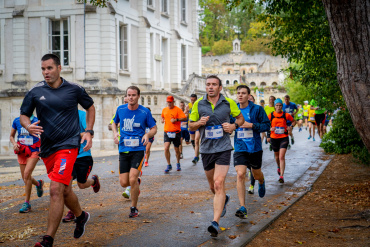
234, 123, 239, 129
86, 130, 94, 136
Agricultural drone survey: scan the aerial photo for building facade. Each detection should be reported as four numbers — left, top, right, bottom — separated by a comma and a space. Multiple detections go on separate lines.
0, 0, 202, 155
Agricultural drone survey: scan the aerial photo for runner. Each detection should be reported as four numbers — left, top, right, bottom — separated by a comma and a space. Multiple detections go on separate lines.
264, 96, 276, 151
302, 101, 310, 130
259, 100, 267, 144
295, 104, 304, 132
112, 86, 157, 218
232, 85, 270, 219
144, 107, 156, 167
282, 95, 298, 148
185, 94, 201, 165
179, 101, 191, 159
62, 110, 100, 222
21, 54, 95, 247
248, 94, 255, 103
10, 114, 44, 213
161, 96, 187, 173
189, 75, 244, 237
267, 98, 296, 183
307, 105, 317, 141
323, 112, 331, 135
310, 99, 327, 139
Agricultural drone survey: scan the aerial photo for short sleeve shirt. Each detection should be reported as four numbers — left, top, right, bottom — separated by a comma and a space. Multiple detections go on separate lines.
77, 110, 91, 158
189, 94, 241, 154
303, 105, 311, 116
20, 78, 94, 158
264, 105, 275, 116
161, 106, 186, 133
12, 116, 40, 152
268, 112, 294, 139
114, 105, 156, 153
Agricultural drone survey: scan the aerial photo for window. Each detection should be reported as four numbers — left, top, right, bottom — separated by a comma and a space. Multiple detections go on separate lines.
234, 80, 238, 85
243, 70, 246, 75
181, 45, 186, 80
228, 70, 230, 74
260, 82, 266, 87
147, 0, 153, 7
154, 96, 158, 105
148, 96, 151, 105
119, 24, 128, 70
226, 80, 230, 85
250, 69, 253, 73
161, 0, 168, 13
49, 20, 69, 66
141, 97, 145, 105
250, 82, 256, 86
272, 82, 278, 86
181, 0, 186, 22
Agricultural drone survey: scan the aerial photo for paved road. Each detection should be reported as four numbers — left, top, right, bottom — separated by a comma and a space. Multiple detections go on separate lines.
0, 128, 331, 246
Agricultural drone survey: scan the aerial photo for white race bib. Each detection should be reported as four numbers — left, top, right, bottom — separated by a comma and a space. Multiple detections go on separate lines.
19, 136, 33, 145
205, 125, 223, 139
298, 114, 302, 117
304, 109, 308, 113
275, 127, 285, 135
310, 117, 315, 121
167, 132, 176, 138
237, 128, 253, 139
181, 122, 188, 129
123, 137, 140, 147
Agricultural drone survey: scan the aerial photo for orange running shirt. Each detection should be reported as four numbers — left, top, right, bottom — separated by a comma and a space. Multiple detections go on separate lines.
161, 106, 186, 133
268, 111, 294, 139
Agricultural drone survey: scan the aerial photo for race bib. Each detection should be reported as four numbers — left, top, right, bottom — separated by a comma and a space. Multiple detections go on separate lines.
123, 137, 140, 147
181, 122, 188, 129
19, 136, 33, 145
167, 132, 176, 138
310, 117, 315, 121
298, 114, 302, 117
304, 109, 308, 113
275, 127, 285, 135
237, 128, 253, 139
205, 125, 223, 139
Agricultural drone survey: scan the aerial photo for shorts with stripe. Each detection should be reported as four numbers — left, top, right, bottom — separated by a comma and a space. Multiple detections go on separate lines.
119, 151, 144, 174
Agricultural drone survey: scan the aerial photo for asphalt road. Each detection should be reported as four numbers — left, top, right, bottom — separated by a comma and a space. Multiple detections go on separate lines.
0, 127, 331, 246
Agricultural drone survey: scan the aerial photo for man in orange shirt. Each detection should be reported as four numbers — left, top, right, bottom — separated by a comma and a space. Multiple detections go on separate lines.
161, 96, 187, 173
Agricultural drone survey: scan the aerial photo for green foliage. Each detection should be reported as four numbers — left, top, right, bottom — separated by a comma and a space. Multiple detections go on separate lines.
321, 109, 370, 164
241, 37, 272, 55
284, 77, 312, 105
201, 46, 212, 55
212, 40, 233, 55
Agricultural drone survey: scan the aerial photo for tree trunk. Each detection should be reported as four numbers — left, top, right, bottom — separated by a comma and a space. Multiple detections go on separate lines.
322, 0, 370, 151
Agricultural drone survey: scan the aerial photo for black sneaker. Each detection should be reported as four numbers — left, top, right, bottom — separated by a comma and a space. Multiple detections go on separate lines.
291, 138, 295, 145
34, 235, 54, 247
129, 207, 139, 218
74, 212, 90, 239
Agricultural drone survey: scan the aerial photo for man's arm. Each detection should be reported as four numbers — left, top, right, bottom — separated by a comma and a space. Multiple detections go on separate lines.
189, 116, 209, 131
142, 125, 158, 146
81, 105, 96, 151
20, 115, 43, 138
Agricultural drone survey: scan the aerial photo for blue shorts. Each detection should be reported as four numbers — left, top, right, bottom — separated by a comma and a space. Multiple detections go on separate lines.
181, 128, 190, 142
189, 129, 199, 135
149, 137, 154, 143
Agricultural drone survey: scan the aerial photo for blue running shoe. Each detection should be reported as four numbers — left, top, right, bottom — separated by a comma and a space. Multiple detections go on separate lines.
19, 202, 31, 213
308, 135, 312, 140
207, 221, 220, 237
36, 179, 44, 197
176, 163, 181, 171
192, 157, 199, 165
313, 137, 315, 141
235, 206, 248, 219
258, 180, 266, 198
164, 164, 172, 173
221, 194, 230, 217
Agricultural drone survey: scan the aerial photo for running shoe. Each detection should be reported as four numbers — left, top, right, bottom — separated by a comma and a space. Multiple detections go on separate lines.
313, 137, 315, 141
287, 144, 291, 150
74, 212, 90, 239
308, 135, 312, 140
180, 153, 183, 159
221, 194, 230, 217
19, 202, 31, 213
164, 164, 172, 173
299, 128, 302, 132
144, 161, 149, 167
269, 145, 272, 151
207, 221, 220, 237
279, 176, 284, 183
36, 179, 44, 197
258, 180, 266, 198
129, 207, 139, 218
34, 235, 54, 247
277, 167, 281, 175
291, 138, 295, 145
305, 127, 308, 131
191, 157, 199, 165
122, 187, 131, 198
248, 185, 254, 194
62, 210, 76, 223
176, 163, 181, 171
265, 139, 268, 144
235, 206, 248, 219
91, 175, 100, 193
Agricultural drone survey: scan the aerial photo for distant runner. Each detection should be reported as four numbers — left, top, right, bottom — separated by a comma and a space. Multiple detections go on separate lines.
264, 96, 276, 151
302, 101, 310, 130
310, 99, 327, 139
282, 95, 298, 148
185, 94, 201, 165
179, 101, 191, 159
144, 107, 156, 167
307, 105, 317, 141
295, 104, 304, 132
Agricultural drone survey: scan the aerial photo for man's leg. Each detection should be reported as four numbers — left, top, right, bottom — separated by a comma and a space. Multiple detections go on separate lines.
129, 168, 140, 208
164, 142, 171, 165
63, 179, 82, 218
179, 136, 183, 157
174, 146, 181, 164
212, 165, 229, 223
47, 181, 67, 238
279, 148, 287, 177
235, 165, 247, 207
23, 158, 39, 201
195, 131, 200, 158
204, 168, 216, 194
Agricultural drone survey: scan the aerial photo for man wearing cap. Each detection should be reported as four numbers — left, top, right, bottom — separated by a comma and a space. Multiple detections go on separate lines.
161, 96, 187, 173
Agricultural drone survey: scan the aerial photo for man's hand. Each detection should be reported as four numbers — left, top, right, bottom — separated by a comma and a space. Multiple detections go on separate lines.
241, 121, 253, 128
198, 116, 209, 126
170, 118, 177, 123
82, 132, 93, 151
287, 126, 293, 132
27, 120, 43, 138
270, 127, 276, 132
113, 132, 120, 145
142, 134, 149, 146
222, 123, 236, 134
267, 138, 271, 143
161, 118, 165, 124
13, 143, 20, 152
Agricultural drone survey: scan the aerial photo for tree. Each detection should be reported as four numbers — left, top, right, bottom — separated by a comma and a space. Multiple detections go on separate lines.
212, 40, 233, 55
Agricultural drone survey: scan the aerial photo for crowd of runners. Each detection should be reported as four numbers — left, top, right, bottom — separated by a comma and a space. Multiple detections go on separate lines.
10, 54, 333, 246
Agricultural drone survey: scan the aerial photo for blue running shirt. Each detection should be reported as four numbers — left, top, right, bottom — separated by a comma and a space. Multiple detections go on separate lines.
77, 110, 91, 158
283, 102, 297, 124
113, 105, 156, 152
12, 116, 40, 152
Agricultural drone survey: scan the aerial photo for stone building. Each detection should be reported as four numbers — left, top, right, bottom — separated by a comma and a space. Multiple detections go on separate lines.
0, 0, 202, 155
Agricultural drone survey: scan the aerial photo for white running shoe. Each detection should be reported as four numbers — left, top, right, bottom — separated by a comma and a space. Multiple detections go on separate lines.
122, 186, 131, 198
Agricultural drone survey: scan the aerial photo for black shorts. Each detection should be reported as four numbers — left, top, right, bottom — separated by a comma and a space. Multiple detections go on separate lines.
309, 120, 316, 125
270, 137, 289, 152
119, 151, 145, 174
234, 150, 263, 170
149, 137, 154, 143
315, 113, 326, 126
201, 150, 232, 171
72, 156, 93, 184
164, 131, 181, 147
181, 128, 190, 142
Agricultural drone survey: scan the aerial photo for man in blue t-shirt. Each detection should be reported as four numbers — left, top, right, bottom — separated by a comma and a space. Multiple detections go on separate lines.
283, 95, 298, 147
229, 85, 270, 219
112, 86, 157, 218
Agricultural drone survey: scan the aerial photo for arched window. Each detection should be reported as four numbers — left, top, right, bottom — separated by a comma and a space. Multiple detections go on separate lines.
226, 80, 230, 85
154, 96, 158, 105
272, 82, 278, 86
148, 96, 151, 105
250, 70, 253, 73
233, 80, 238, 85
260, 82, 266, 87
122, 97, 125, 104
141, 96, 144, 105
250, 82, 256, 87
228, 70, 231, 74
243, 70, 246, 75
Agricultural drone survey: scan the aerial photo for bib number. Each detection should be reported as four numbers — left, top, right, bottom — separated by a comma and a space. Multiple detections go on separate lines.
304, 109, 308, 113
237, 128, 253, 139
167, 132, 176, 138
124, 137, 140, 147
310, 117, 315, 121
19, 136, 33, 145
205, 125, 223, 139
275, 127, 285, 135
298, 114, 302, 117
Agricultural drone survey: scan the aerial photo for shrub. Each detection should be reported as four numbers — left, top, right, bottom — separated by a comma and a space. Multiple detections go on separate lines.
212, 40, 232, 55
201, 46, 211, 55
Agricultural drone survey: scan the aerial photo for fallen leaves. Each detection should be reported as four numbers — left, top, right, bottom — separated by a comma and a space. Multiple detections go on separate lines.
228, 235, 237, 239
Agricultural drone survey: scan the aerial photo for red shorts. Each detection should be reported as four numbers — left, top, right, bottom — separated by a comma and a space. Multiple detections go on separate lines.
18, 151, 40, 165
42, 148, 78, 186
